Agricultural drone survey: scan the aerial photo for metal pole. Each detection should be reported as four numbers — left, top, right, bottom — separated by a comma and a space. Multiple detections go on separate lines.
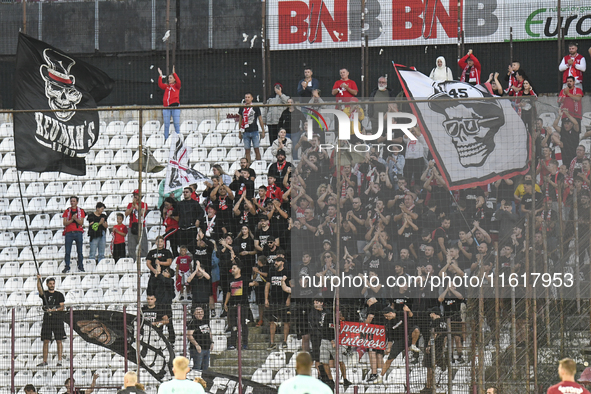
11, 308, 15, 394
183, 304, 187, 357
404, 310, 410, 394
557, 0, 562, 90
237, 305, 243, 394
95, 0, 99, 51
334, 135, 342, 394
558, 187, 565, 357
524, 223, 531, 394
38, 1, 42, 40
478, 275, 485, 394
430, 328, 436, 394
447, 317, 453, 394
511, 282, 517, 380
22, 0, 26, 34
136, 109, 144, 380
457, 0, 461, 76
542, 220, 551, 347
509, 27, 513, 63
364, 36, 369, 97
261, 0, 267, 102
70, 308, 74, 394
151, 0, 156, 51
165, 0, 171, 76
533, 296, 538, 392
360, 0, 365, 97
494, 246, 500, 385
123, 305, 128, 372
574, 187, 581, 312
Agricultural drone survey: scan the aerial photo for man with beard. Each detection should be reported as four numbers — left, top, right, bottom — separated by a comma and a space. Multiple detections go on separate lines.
265, 257, 292, 350
224, 262, 254, 350
174, 187, 204, 254
36, 275, 65, 367
268, 149, 292, 188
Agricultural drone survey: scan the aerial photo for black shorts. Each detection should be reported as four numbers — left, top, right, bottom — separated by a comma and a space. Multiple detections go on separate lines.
267, 305, 290, 323
387, 339, 406, 361
41, 314, 66, 341
368, 348, 384, 355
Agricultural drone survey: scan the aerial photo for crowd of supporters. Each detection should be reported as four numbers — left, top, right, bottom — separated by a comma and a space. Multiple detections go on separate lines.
107, 43, 591, 390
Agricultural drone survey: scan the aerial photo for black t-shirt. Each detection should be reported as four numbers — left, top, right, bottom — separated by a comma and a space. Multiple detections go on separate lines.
308, 307, 334, 340
239, 106, 262, 133
228, 276, 249, 305
188, 318, 212, 349
268, 267, 290, 304
190, 275, 211, 303
461, 188, 485, 215
87, 212, 108, 239
441, 297, 462, 318
457, 240, 476, 271
367, 300, 387, 327
384, 316, 405, 339
235, 236, 256, 267
193, 241, 214, 272
255, 227, 273, 249
40, 290, 65, 313
433, 227, 448, 254
142, 305, 166, 324
521, 191, 544, 211
146, 248, 173, 276
392, 293, 413, 313
363, 255, 386, 277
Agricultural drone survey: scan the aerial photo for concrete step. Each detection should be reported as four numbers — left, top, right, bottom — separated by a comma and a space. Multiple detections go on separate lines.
207, 365, 259, 378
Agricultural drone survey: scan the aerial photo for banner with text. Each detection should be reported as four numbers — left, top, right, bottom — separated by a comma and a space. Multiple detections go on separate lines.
268, 0, 591, 50
340, 321, 387, 350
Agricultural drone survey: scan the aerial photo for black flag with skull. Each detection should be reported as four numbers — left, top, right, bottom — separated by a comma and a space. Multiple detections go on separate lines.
13, 33, 114, 175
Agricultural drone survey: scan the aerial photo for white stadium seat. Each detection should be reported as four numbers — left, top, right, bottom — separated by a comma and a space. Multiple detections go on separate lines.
30, 214, 50, 229
181, 120, 199, 135
106, 121, 124, 136
197, 119, 215, 133
202, 132, 223, 148
33, 229, 53, 245
108, 134, 128, 149
24, 182, 45, 197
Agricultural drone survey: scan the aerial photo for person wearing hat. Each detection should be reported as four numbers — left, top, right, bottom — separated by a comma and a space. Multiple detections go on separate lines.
270, 128, 293, 162
265, 83, 290, 144
458, 49, 481, 85
126, 189, 149, 260
268, 148, 292, 188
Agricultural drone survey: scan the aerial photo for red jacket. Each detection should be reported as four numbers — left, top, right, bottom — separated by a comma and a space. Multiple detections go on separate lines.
158, 73, 181, 107
458, 54, 481, 85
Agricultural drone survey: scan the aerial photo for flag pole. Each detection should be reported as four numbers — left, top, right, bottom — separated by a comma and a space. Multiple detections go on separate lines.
136, 109, 144, 380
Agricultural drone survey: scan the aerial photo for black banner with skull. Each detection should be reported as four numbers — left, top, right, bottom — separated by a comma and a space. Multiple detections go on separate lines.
394, 64, 530, 190
14, 33, 113, 175
67, 309, 174, 382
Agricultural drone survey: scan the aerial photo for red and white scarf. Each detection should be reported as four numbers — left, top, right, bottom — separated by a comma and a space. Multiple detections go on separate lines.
240, 107, 255, 130
65, 208, 83, 221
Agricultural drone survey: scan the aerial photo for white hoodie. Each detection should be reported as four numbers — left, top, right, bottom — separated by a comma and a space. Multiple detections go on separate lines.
429, 56, 454, 82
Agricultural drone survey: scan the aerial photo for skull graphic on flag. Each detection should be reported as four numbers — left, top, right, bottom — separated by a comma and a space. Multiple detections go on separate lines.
164, 133, 209, 194
39, 49, 83, 122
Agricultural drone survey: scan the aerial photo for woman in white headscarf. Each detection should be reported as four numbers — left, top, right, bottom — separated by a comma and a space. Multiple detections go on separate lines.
429, 56, 454, 81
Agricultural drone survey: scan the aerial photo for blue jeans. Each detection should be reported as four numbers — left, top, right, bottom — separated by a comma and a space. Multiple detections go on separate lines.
163, 108, 181, 140
190, 348, 210, 371
89, 234, 106, 262
64, 231, 84, 269
287, 131, 302, 159
242, 131, 260, 149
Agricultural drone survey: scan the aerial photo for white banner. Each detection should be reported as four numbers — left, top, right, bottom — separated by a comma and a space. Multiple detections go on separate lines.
395, 65, 530, 190
268, 0, 591, 50
164, 133, 209, 194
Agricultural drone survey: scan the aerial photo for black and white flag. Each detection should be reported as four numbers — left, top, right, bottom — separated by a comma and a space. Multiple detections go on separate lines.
394, 64, 530, 190
165, 133, 209, 193
67, 309, 173, 382
14, 33, 113, 175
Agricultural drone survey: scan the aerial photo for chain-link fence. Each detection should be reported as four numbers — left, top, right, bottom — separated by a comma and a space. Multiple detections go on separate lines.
1, 92, 591, 394
1, 0, 590, 109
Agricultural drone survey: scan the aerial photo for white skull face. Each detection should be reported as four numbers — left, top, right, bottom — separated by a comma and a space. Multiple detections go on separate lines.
440, 104, 503, 167
45, 79, 83, 122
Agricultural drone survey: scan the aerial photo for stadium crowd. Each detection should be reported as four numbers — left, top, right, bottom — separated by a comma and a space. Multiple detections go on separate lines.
37, 42, 591, 392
